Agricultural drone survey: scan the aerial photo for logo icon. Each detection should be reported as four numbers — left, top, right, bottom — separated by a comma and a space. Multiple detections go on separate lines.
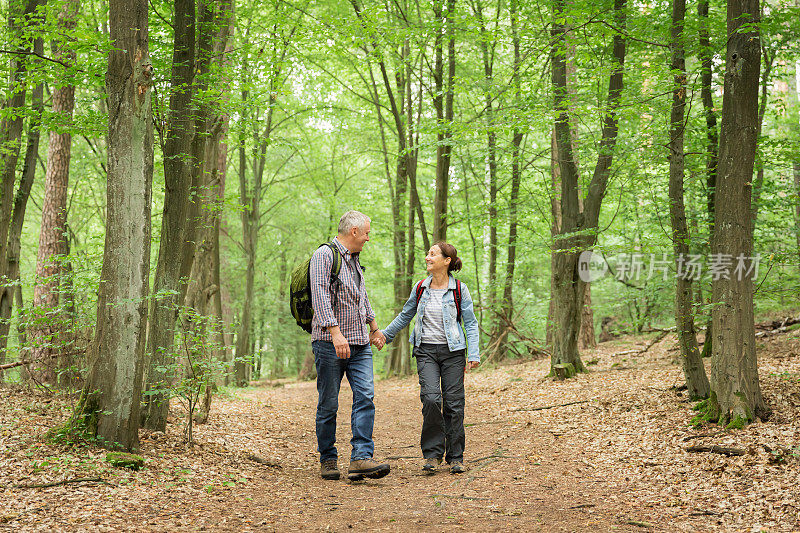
578, 251, 608, 282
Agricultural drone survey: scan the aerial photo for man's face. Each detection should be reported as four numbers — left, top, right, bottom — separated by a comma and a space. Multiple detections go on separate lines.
350, 221, 371, 252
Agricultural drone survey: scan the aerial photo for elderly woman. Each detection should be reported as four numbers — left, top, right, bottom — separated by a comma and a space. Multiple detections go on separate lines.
380, 242, 480, 474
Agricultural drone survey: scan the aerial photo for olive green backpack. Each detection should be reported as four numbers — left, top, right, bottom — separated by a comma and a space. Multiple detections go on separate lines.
289, 242, 342, 333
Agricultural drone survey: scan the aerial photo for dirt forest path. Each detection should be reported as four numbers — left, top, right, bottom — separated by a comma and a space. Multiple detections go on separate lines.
5, 331, 800, 531
173, 372, 650, 532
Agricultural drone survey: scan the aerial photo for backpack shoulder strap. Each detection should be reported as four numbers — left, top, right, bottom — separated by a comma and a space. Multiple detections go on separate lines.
414, 280, 425, 309
324, 241, 342, 278
454, 279, 463, 323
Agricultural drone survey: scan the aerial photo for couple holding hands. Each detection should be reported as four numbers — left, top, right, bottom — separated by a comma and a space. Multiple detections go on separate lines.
309, 210, 480, 481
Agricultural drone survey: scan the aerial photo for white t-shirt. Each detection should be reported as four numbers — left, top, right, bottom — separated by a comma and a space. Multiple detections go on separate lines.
420, 288, 448, 344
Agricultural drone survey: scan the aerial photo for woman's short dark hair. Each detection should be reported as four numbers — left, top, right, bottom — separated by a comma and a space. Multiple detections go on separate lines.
435, 241, 463, 272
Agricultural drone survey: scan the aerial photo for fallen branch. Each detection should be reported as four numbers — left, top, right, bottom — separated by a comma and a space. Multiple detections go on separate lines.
467, 452, 517, 463
569, 503, 596, 509
431, 494, 489, 501
681, 432, 724, 442
685, 445, 745, 457
464, 420, 509, 427
614, 329, 673, 357
510, 400, 589, 412
12, 477, 107, 489
624, 520, 655, 528
0, 349, 86, 372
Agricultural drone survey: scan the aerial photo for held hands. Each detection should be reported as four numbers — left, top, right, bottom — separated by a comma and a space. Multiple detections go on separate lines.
465, 360, 480, 373
370, 329, 386, 351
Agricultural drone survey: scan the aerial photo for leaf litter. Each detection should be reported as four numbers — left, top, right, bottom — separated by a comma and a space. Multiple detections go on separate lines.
0, 329, 798, 531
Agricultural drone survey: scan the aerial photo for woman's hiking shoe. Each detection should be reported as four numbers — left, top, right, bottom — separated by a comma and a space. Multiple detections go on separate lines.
347, 458, 391, 481
422, 457, 443, 473
449, 461, 466, 474
320, 459, 340, 480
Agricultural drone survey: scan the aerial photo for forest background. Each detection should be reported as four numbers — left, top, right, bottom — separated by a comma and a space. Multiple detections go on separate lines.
0, 0, 798, 450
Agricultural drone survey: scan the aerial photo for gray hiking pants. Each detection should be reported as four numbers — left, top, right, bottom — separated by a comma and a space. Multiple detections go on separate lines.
414, 343, 466, 463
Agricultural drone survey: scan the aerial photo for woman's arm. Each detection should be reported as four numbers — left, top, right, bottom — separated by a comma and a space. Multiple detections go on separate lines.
460, 283, 480, 362
382, 284, 419, 343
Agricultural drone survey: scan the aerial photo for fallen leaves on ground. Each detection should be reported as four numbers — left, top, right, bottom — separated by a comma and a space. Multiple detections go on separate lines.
1, 326, 798, 531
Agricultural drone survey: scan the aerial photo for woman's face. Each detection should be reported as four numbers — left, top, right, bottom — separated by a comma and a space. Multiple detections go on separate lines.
425, 245, 451, 274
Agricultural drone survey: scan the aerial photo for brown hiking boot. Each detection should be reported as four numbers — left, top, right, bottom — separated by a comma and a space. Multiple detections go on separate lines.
449, 461, 466, 474
320, 459, 340, 480
422, 457, 442, 473
348, 458, 390, 481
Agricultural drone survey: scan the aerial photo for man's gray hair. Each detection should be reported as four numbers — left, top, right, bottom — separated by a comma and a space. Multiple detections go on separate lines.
338, 210, 370, 235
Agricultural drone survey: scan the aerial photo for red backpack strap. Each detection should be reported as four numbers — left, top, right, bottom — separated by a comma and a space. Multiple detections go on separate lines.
454, 279, 462, 323
414, 280, 425, 310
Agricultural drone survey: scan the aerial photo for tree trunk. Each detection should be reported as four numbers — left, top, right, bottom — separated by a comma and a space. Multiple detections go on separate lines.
698, 0, 718, 360
471, 0, 500, 350
750, 46, 773, 233
432, 0, 456, 243
668, 0, 710, 399
549, 0, 626, 378
28, 0, 79, 387
183, 0, 234, 422
790, 60, 800, 277
0, 33, 43, 378
491, 0, 524, 361
707, 0, 768, 425
0, 0, 44, 366
141, 0, 196, 431
72, 0, 153, 451
579, 285, 596, 349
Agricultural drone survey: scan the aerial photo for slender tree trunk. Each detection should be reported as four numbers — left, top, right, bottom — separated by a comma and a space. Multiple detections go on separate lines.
73, 0, 153, 451
235, 118, 269, 387
432, 0, 456, 243
750, 46, 773, 232
550, 0, 626, 378
790, 61, 800, 278
28, 0, 79, 386
0, 33, 43, 377
142, 0, 196, 430
668, 0, 710, 399
579, 286, 596, 349
698, 0, 718, 360
471, 0, 500, 348
0, 0, 44, 365
707, 0, 768, 425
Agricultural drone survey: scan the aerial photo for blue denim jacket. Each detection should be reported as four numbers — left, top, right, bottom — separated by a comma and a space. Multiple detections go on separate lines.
382, 275, 480, 362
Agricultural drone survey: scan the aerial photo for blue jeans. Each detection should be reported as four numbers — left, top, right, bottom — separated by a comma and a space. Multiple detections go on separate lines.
312, 341, 375, 462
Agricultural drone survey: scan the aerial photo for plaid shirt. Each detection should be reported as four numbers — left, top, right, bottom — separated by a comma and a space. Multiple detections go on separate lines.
310, 237, 375, 345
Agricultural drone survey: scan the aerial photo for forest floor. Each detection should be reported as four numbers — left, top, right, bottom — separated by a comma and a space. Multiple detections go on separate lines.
1, 324, 800, 532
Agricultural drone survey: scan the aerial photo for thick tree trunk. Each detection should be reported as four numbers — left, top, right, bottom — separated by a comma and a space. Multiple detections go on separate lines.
707, 0, 768, 425
549, 0, 626, 378
73, 0, 153, 451
432, 0, 456, 243
668, 0, 710, 399
29, 0, 79, 387
142, 0, 196, 431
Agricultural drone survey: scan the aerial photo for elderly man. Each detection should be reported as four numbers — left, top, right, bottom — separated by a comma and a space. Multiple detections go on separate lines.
310, 210, 390, 481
